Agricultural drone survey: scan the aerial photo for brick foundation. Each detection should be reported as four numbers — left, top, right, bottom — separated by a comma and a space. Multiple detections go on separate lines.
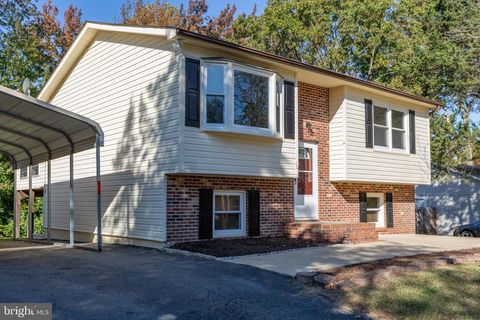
166, 175, 294, 242
285, 221, 378, 243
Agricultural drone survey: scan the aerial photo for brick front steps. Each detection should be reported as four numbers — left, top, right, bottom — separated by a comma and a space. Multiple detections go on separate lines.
285, 221, 378, 243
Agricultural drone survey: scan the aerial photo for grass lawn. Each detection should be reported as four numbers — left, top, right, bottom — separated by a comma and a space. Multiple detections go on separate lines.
346, 262, 480, 319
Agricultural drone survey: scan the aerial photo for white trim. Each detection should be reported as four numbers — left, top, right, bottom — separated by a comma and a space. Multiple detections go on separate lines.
371, 100, 410, 154
294, 142, 318, 221
203, 62, 229, 128
83, 22, 177, 38
212, 190, 246, 238
178, 44, 186, 172
366, 192, 385, 228
342, 87, 348, 181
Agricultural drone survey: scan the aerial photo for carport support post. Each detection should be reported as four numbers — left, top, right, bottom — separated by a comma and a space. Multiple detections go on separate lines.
47, 159, 51, 243
96, 135, 102, 252
28, 165, 33, 240
12, 164, 18, 239
69, 153, 74, 247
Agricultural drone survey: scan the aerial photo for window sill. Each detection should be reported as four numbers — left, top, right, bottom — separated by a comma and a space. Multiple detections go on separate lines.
213, 231, 246, 238
201, 126, 283, 140
371, 147, 410, 156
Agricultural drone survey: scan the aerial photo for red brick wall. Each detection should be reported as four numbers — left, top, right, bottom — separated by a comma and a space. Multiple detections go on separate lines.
166, 175, 294, 242
298, 81, 415, 234
285, 221, 378, 243
325, 183, 415, 234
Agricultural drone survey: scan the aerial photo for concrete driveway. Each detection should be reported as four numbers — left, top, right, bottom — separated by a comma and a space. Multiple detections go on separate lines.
226, 234, 480, 276
0, 243, 359, 320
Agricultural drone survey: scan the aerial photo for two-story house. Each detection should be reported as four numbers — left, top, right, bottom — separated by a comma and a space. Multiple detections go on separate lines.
16, 22, 438, 247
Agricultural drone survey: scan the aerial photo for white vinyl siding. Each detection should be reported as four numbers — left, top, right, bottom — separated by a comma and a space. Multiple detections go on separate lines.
25, 31, 181, 242
181, 46, 297, 178
16, 163, 46, 190
329, 87, 346, 181
330, 86, 431, 185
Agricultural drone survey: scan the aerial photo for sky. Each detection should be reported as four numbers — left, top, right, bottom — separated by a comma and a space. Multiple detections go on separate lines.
48, 0, 265, 23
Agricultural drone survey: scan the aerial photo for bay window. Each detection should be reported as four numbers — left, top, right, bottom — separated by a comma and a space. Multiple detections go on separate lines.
234, 70, 269, 128
201, 61, 278, 136
205, 64, 227, 125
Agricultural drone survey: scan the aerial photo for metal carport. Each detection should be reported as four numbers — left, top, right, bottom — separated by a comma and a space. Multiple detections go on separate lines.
0, 85, 104, 251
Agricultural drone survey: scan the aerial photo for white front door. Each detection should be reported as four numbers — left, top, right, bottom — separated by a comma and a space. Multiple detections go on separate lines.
294, 142, 318, 220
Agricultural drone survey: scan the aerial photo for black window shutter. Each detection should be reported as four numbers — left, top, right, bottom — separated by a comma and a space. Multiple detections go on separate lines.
365, 99, 373, 148
248, 190, 261, 237
386, 192, 394, 228
284, 81, 295, 139
276, 81, 281, 133
409, 110, 416, 154
359, 192, 367, 222
185, 58, 200, 127
198, 189, 213, 239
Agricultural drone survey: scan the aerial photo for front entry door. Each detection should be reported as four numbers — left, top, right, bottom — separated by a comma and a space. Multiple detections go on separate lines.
294, 142, 318, 220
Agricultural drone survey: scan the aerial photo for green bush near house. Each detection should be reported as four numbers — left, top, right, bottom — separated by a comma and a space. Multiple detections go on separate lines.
347, 263, 480, 319
0, 198, 44, 239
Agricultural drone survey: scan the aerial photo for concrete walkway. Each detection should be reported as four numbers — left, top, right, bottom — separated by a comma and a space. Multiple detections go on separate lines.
226, 234, 480, 276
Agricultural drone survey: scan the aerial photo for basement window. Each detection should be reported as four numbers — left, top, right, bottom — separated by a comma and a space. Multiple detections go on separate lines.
212, 191, 246, 238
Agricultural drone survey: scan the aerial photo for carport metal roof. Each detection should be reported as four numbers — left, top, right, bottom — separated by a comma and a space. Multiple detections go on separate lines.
0, 84, 104, 251
0, 85, 104, 168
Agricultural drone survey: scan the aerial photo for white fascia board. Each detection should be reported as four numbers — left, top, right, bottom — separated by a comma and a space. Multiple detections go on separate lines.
85, 22, 177, 38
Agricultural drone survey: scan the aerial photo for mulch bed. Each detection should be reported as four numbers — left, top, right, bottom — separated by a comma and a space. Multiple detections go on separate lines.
323, 247, 480, 282
171, 236, 327, 257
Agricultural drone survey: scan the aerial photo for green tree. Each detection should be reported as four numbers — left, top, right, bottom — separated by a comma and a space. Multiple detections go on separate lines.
120, 0, 238, 39
0, 0, 82, 236
0, 0, 82, 95
231, 0, 480, 168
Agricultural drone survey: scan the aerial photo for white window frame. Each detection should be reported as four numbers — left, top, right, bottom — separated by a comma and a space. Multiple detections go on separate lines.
366, 193, 385, 228
19, 164, 40, 178
212, 190, 246, 238
371, 101, 409, 153
202, 62, 228, 128
19, 167, 27, 179
373, 104, 390, 149
31, 164, 39, 177
200, 60, 280, 138
390, 108, 406, 150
